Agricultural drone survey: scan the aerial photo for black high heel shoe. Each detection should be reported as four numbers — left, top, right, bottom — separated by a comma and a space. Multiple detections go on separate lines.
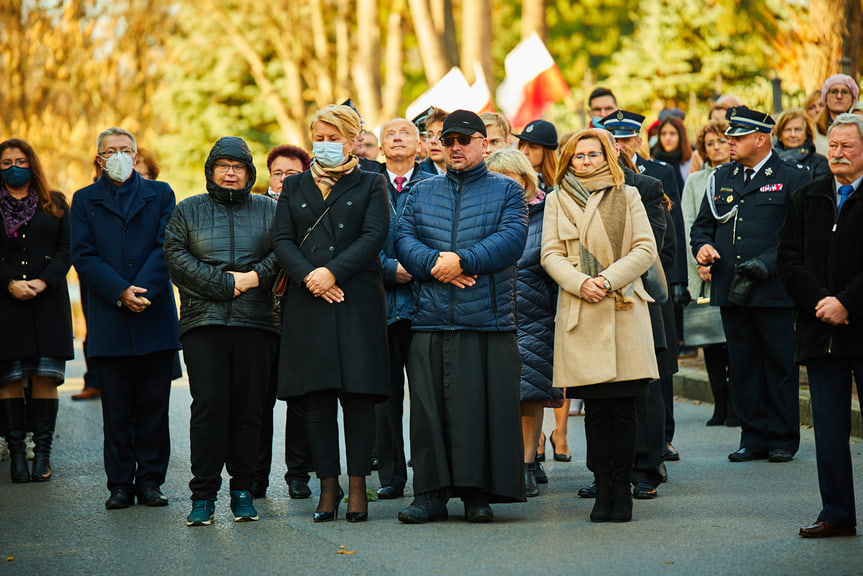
550, 430, 572, 462
313, 487, 344, 523
346, 485, 369, 523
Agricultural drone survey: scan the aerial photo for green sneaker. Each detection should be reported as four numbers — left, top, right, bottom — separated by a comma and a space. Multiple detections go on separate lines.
230, 490, 259, 522
186, 499, 215, 526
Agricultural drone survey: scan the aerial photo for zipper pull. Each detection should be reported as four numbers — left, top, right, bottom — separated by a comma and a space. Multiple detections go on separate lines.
833, 223, 837, 232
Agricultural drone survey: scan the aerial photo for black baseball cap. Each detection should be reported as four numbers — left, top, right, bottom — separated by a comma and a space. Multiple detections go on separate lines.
441, 110, 487, 138
515, 119, 559, 150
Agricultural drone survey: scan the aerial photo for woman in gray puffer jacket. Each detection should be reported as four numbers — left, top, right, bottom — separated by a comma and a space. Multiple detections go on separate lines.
164, 136, 280, 525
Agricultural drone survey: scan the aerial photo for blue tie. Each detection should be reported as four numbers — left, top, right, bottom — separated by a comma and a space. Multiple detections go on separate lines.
838, 184, 854, 211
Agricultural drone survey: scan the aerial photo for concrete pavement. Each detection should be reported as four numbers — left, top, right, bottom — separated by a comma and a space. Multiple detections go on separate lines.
1, 362, 862, 575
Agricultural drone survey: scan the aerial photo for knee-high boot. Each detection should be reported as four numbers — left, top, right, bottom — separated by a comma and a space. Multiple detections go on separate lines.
584, 399, 613, 522
610, 397, 637, 523
30, 399, 58, 482
1, 398, 30, 483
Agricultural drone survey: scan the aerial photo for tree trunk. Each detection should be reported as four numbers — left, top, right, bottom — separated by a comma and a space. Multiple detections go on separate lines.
309, 0, 334, 106
461, 0, 491, 86
409, 0, 453, 84
335, 0, 352, 101
381, 0, 406, 122
521, 0, 546, 41
353, 0, 383, 127
804, 0, 861, 91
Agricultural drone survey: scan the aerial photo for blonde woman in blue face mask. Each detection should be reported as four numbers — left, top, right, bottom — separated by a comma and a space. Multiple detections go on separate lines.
272, 104, 391, 524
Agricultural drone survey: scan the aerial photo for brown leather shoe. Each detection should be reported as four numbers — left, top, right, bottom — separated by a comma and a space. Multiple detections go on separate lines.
71, 388, 100, 401
799, 520, 856, 538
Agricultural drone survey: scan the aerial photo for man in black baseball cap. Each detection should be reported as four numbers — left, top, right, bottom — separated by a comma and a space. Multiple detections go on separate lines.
395, 108, 528, 524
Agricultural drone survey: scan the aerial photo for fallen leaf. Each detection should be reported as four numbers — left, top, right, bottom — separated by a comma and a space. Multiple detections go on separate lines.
693, 400, 701, 405
337, 550, 355, 555
7, 557, 13, 562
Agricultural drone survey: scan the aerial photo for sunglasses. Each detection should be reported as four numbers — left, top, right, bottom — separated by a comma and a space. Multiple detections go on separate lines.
441, 134, 484, 147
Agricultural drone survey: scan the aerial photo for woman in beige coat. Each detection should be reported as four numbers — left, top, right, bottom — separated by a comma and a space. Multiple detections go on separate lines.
541, 129, 658, 523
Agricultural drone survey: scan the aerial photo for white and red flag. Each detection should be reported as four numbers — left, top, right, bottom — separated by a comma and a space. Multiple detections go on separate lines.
496, 34, 570, 132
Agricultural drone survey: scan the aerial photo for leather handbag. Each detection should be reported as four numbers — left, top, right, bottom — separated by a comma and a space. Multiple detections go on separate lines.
682, 282, 725, 346
641, 257, 668, 304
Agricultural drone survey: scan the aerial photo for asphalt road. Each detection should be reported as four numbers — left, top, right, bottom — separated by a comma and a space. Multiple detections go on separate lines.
2, 355, 862, 576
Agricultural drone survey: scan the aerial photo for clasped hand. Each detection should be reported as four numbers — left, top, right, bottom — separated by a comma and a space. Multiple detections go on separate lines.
431, 251, 476, 289
580, 277, 608, 304
815, 296, 849, 326
120, 285, 151, 313
304, 267, 344, 303
227, 270, 259, 298
8, 279, 47, 301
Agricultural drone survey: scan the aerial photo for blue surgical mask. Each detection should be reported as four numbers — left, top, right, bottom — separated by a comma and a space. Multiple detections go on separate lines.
1, 166, 32, 188
313, 142, 346, 168
591, 117, 605, 127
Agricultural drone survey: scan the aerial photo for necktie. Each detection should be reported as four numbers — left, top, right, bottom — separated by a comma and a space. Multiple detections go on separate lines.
838, 184, 854, 211
394, 176, 406, 193
744, 168, 754, 186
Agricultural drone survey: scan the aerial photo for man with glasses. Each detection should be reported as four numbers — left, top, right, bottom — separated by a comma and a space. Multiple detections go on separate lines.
691, 107, 810, 464
71, 127, 180, 510
395, 110, 528, 523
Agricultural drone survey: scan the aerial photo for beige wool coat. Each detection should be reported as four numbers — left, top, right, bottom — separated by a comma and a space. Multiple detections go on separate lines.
541, 183, 659, 389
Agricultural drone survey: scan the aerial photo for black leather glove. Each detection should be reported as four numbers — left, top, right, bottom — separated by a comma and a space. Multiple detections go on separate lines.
671, 283, 692, 307
738, 258, 769, 281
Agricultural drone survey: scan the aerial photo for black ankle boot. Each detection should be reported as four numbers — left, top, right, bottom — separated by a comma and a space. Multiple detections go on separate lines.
524, 462, 539, 497
706, 387, 727, 426
1, 399, 30, 483
590, 481, 612, 522
30, 399, 58, 482
610, 483, 633, 522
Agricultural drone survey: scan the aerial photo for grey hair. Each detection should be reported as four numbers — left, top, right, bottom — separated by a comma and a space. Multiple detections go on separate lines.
485, 148, 539, 199
380, 118, 420, 141
97, 127, 137, 153
828, 113, 863, 142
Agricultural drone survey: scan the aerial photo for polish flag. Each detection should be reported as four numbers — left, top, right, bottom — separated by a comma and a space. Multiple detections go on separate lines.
405, 66, 494, 120
496, 34, 570, 132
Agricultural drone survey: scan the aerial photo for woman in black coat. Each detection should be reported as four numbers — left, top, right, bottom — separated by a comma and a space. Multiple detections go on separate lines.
273, 104, 389, 523
0, 138, 73, 483
164, 136, 281, 526
774, 108, 830, 181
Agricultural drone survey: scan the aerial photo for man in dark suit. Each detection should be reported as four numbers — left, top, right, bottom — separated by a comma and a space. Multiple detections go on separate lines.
778, 113, 863, 538
374, 118, 428, 500
691, 106, 810, 463
71, 127, 180, 509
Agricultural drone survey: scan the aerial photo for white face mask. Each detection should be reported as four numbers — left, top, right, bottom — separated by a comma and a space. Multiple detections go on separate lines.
105, 151, 135, 182
313, 141, 346, 168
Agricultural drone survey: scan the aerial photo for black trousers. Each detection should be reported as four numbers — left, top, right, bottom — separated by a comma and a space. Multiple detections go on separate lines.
375, 320, 412, 489
91, 350, 173, 493
255, 345, 313, 488
304, 389, 375, 479
806, 355, 863, 528
632, 378, 665, 487
703, 343, 737, 420
585, 396, 638, 488
721, 306, 799, 454
183, 326, 278, 500
79, 279, 101, 392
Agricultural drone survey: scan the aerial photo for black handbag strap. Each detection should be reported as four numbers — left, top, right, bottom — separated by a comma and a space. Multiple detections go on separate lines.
298, 205, 332, 249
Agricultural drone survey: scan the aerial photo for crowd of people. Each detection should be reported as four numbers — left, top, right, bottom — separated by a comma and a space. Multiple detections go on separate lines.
1, 72, 862, 537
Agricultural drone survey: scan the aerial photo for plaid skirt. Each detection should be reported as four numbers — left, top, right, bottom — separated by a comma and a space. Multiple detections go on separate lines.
0, 357, 66, 387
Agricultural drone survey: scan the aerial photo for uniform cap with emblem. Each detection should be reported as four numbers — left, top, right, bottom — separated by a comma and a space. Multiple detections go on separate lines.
341, 98, 366, 126
411, 106, 435, 134
600, 110, 645, 139
724, 106, 774, 136
441, 109, 487, 137
514, 119, 558, 150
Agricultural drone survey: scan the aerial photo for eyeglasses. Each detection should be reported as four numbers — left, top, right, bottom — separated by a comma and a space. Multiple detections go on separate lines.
271, 169, 301, 178
0, 158, 29, 168
441, 134, 483, 147
97, 148, 135, 160
574, 152, 603, 161
828, 88, 852, 98
214, 161, 247, 175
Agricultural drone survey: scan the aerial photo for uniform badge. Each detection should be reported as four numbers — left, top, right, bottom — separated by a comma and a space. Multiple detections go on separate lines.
638, 165, 646, 174
759, 183, 783, 192
726, 195, 734, 203
616, 111, 624, 120
733, 166, 739, 176
526, 124, 534, 133
764, 167, 773, 177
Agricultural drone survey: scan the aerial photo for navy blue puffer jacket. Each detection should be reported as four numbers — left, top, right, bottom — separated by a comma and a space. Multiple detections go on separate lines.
517, 197, 561, 401
395, 162, 528, 331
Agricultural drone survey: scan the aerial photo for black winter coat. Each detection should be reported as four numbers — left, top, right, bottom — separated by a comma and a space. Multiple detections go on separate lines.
778, 175, 863, 362
164, 192, 280, 339
273, 167, 390, 400
0, 192, 73, 362
517, 197, 561, 402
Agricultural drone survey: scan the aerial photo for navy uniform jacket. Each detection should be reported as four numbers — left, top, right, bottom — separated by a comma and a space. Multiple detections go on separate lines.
690, 152, 810, 307
636, 154, 686, 286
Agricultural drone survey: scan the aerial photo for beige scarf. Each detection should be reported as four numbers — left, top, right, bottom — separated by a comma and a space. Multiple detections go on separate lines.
558, 164, 635, 310
309, 156, 359, 200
